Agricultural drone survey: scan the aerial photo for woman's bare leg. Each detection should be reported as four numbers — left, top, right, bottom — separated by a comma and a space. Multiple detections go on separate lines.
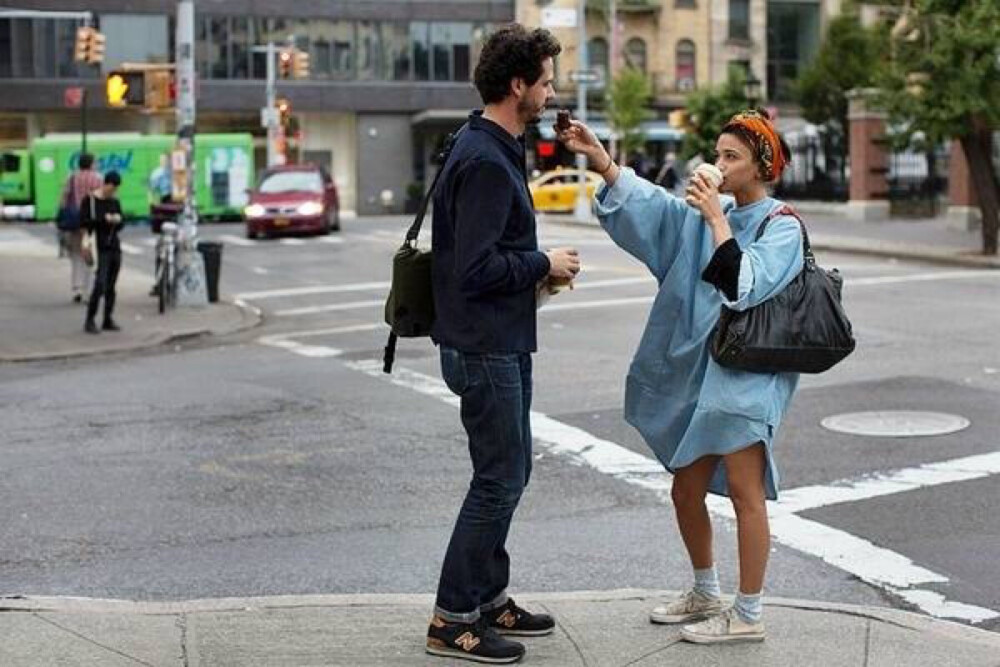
723, 443, 769, 594
671, 455, 722, 570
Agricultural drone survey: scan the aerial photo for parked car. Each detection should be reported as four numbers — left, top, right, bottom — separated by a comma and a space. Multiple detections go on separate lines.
528, 167, 602, 212
244, 165, 340, 238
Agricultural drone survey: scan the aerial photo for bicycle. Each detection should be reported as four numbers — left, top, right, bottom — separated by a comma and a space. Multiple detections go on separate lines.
154, 221, 179, 314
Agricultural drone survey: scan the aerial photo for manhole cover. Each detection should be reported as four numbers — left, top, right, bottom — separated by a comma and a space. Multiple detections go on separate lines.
820, 411, 971, 437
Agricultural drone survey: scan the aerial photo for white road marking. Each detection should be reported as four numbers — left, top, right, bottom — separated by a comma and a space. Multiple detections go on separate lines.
318, 236, 344, 244
275, 299, 384, 317
339, 358, 998, 624
848, 270, 1000, 287
775, 451, 1000, 514
279, 238, 307, 246
236, 281, 390, 301
541, 296, 654, 312
251, 267, 269, 275
257, 337, 342, 357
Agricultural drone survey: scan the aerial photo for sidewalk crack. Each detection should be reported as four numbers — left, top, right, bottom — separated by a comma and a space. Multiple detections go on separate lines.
540, 603, 590, 667
620, 638, 683, 666
31, 612, 157, 666
178, 613, 190, 667
863, 618, 872, 667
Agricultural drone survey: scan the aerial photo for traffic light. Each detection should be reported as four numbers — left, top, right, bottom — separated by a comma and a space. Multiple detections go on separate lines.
277, 97, 292, 126
106, 70, 146, 108
278, 48, 294, 78
74, 26, 106, 65
292, 50, 310, 79
74, 27, 93, 62
86, 31, 106, 65
146, 71, 175, 109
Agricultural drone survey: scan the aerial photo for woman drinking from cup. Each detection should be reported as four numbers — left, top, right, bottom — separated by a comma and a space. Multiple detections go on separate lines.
556, 110, 800, 644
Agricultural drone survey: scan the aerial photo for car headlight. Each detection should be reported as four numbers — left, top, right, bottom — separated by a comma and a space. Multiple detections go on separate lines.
245, 204, 266, 218
297, 201, 324, 216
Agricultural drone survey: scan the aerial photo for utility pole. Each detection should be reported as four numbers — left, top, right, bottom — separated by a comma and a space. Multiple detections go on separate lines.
265, 42, 278, 167
175, 0, 197, 238
608, 0, 617, 162
572, 0, 591, 221
173, 0, 209, 306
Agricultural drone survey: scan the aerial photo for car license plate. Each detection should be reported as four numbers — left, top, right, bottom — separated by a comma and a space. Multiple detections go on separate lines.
274, 217, 289, 227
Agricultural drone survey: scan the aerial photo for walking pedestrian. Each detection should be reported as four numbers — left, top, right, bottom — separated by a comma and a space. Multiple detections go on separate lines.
58, 153, 103, 303
82, 171, 125, 334
556, 109, 799, 644
425, 24, 580, 664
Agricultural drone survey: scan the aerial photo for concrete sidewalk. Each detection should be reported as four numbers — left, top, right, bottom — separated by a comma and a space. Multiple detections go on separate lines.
0, 224, 261, 362
2, 590, 998, 666
541, 205, 1000, 269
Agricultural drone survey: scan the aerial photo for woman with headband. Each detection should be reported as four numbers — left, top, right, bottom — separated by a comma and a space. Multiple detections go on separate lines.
556, 110, 798, 644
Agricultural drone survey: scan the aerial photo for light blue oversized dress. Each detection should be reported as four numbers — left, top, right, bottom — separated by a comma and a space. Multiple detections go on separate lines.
593, 168, 804, 500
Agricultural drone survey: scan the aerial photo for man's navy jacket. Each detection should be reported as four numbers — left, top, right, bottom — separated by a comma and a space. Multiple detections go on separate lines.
430, 112, 551, 354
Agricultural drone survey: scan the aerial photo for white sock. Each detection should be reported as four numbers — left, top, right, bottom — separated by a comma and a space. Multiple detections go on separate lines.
693, 565, 721, 598
735, 591, 763, 624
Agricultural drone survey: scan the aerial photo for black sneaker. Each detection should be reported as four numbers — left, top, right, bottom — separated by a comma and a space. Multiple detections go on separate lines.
485, 599, 556, 637
426, 615, 525, 664
102, 319, 121, 332
84, 320, 100, 335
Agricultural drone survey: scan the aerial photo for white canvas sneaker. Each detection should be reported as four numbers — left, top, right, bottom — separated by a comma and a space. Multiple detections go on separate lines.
649, 589, 724, 624
680, 607, 766, 644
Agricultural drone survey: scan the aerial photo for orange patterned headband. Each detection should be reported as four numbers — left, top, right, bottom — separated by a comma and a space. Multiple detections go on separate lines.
722, 110, 788, 182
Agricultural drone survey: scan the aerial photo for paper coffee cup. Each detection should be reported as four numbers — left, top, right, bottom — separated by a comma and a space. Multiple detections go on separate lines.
694, 163, 723, 188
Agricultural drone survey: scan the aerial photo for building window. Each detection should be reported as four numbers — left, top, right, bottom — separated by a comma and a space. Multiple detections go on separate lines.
624, 38, 647, 73
411, 22, 430, 81
357, 21, 383, 81
383, 22, 411, 81
767, 2, 820, 101
729, 0, 750, 41
230, 17, 250, 79
675, 39, 695, 91
101, 14, 170, 72
675, 0, 697, 7
587, 37, 608, 86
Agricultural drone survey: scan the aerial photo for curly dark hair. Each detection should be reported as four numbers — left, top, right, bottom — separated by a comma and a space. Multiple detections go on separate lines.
474, 24, 561, 105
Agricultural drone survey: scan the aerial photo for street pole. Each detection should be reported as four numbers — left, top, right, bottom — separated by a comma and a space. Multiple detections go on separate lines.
174, 0, 209, 306
573, 0, 591, 221
175, 0, 197, 239
80, 86, 88, 155
266, 42, 277, 167
608, 0, 617, 163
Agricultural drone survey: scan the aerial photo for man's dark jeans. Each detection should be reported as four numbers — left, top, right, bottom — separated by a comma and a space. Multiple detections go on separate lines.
434, 345, 533, 622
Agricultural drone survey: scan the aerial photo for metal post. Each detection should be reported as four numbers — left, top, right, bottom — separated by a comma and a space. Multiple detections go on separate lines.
573, 0, 590, 220
608, 0, 617, 162
175, 0, 197, 237
173, 0, 208, 306
81, 88, 88, 155
266, 42, 277, 167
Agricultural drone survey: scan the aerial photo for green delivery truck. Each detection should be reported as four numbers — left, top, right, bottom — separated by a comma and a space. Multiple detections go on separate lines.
29, 132, 254, 221
0, 149, 32, 204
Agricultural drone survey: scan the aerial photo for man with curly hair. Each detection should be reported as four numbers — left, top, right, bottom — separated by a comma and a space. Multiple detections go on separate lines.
425, 23, 581, 664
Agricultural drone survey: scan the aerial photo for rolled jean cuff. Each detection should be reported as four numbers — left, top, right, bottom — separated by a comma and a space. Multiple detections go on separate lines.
434, 605, 480, 624
478, 591, 508, 613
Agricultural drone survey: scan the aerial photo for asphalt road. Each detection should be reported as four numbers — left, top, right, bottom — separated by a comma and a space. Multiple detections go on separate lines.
1, 216, 998, 632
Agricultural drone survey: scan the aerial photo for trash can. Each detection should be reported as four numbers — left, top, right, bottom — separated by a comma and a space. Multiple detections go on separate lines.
196, 241, 223, 303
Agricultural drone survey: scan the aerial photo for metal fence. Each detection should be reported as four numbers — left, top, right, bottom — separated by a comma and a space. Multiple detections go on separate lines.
886, 144, 949, 218
773, 133, 849, 202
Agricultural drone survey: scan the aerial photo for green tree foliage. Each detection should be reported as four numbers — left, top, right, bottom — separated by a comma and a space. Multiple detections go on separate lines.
877, 0, 1000, 253
607, 66, 652, 162
680, 68, 754, 161
796, 11, 886, 174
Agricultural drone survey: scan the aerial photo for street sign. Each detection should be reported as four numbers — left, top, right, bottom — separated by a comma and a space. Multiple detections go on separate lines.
541, 7, 578, 28
569, 69, 602, 85
260, 107, 279, 128
64, 86, 84, 109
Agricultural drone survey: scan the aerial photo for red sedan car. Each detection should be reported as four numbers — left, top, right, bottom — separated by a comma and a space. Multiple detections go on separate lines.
244, 165, 340, 239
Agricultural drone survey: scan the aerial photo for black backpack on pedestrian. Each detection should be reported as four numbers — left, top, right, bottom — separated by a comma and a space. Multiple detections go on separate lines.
383, 126, 465, 373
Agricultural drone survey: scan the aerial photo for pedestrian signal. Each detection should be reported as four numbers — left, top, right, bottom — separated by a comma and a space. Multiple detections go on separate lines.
292, 50, 310, 79
279, 49, 294, 78
106, 71, 146, 108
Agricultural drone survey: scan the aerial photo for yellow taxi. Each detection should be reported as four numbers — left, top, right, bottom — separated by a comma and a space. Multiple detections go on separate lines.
529, 168, 603, 212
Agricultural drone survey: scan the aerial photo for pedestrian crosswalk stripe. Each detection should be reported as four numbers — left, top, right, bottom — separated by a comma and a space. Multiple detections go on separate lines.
280, 238, 306, 246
